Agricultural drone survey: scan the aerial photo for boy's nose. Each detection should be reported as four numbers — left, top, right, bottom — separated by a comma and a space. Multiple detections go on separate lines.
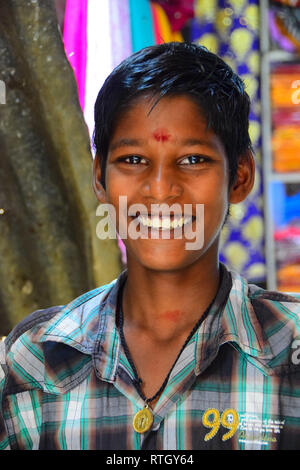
140, 165, 183, 201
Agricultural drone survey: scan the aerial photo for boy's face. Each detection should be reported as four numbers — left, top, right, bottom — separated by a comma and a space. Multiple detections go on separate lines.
93, 95, 254, 272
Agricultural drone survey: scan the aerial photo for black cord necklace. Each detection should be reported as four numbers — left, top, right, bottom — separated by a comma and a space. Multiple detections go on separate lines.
116, 273, 221, 434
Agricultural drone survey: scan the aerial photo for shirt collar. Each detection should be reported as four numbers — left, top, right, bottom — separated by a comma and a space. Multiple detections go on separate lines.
194, 265, 275, 377
31, 270, 127, 387
29, 264, 276, 393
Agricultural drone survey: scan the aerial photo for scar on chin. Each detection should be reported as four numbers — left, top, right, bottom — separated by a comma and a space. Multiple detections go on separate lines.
153, 129, 171, 142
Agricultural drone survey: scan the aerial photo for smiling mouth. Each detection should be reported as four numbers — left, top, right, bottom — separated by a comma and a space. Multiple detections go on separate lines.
130, 212, 196, 230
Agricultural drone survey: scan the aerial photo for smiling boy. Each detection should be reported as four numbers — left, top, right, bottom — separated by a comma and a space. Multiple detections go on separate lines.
1, 42, 300, 450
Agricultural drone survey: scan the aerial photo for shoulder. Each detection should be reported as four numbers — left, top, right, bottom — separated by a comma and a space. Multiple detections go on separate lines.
6, 276, 121, 347
247, 282, 300, 325
246, 281, 300, 369
0, 277, 121, 393
0, 305, 64, 391
250, 286, 300, 347
3, 305, 64, 353
226, 268, 300, 370
226, 265, 300, 322
228, 265, 300, 322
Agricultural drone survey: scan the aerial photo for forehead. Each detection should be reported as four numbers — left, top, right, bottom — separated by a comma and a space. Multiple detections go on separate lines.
116, 94, 207, 124
111, 95, 209, 138
109, 94, 225, 156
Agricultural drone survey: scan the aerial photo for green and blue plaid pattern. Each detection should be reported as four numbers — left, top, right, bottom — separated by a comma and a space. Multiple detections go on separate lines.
1, 264, 300, 450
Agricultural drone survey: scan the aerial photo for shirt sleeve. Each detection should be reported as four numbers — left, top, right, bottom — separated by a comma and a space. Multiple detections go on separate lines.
0, 340, 11, 450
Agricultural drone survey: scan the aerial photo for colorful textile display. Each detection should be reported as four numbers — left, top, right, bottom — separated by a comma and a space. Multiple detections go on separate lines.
63, 0, 132, 265
63, 1, 267, 279
269, 4, 300, 52
109, 0, 133, 69
64, 0, 133, 136
269, 9, 296, 52
63, 0, 186, 267
272, 127, 300, 172
270, 60, 300, 290
151, 2, 184, 43
129, 0, 155, 52
277, 264, 300, 291
151, 0, 195, 32
272, 0, 300, 6
191, 0, 265, 282
84, 0, 114, 143
271, 181, 300, 292
271, 63, 300, 172
63, 0, 88, 110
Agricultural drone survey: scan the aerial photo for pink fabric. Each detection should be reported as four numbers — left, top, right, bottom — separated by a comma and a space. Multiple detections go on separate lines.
63, 0, 88, 110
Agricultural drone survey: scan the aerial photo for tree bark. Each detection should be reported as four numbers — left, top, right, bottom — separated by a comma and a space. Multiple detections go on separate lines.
0, 0, 122, 335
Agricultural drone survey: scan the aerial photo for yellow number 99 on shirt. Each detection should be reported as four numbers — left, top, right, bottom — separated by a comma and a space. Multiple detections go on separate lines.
202, 408, 239, 442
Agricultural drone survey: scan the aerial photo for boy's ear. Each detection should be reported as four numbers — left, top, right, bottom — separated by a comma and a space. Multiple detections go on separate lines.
92, 154, 107, 203
229, 149, 255, 204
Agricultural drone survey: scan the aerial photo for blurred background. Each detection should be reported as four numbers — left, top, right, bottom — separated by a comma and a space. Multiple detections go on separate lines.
0, 0, 299, 335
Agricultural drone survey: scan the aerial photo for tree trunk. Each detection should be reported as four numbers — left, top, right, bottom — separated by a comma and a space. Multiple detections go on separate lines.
0, 0, 122, 335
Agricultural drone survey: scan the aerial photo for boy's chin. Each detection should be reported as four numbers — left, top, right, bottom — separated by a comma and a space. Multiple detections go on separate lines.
127, 247, 202, 273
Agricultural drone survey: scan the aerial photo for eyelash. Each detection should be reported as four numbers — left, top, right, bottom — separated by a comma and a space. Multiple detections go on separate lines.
118, 155, 210, 165
119, 155, 147, 165
180, 155, 209, 165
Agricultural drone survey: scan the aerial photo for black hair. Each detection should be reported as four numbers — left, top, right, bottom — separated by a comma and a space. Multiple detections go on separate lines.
93, 41, 253, 190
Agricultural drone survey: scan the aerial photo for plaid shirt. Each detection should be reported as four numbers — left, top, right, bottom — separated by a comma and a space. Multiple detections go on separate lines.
1, 263, 300, 450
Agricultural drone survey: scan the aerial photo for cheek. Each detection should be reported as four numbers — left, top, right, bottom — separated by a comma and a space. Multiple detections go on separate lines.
201, 173, 229, 223
105, 172, 129, 203
202, 168, 228, 200
209, 187, 229, 217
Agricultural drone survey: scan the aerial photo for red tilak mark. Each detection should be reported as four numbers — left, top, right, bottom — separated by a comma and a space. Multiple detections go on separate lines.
160, 310, 182, 322
153, 129, 171, 142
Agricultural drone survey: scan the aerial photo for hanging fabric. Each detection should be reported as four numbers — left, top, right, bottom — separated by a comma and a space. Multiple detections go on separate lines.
63, 0, 88, 110
129, 0, 155, 52
84, 0, 114, 141
152, 2, 172, 43
191, 0, 265, 283
63, 0, 190, 268
151, 0, 195, 32
151, 2, 184, 43
109, 0, 133, 68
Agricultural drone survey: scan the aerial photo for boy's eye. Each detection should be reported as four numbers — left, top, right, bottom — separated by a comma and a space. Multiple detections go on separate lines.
119, 155, 147, 164
179, 155, 209, 165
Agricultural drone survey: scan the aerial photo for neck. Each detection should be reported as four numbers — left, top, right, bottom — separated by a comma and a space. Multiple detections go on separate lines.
121, 257, 221, 343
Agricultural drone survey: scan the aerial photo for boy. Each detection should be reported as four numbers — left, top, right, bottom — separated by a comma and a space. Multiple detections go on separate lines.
1, 42, 300, 450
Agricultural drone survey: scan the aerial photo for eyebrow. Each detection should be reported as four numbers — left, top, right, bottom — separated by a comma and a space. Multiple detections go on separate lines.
109, 137, 217, 152
180, 138, 217, 150
109, 138, 145, 152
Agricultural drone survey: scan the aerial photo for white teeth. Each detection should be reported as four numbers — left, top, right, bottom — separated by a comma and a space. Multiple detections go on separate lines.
152, 216, 160, 228
136, 215, 193, 229
161, 218, 170, 229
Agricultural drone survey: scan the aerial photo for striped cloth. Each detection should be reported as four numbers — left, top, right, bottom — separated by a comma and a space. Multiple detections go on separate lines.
1, 264, 300, 450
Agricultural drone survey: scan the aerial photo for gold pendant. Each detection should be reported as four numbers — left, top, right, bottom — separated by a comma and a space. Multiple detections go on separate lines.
133, 405, 153, 433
